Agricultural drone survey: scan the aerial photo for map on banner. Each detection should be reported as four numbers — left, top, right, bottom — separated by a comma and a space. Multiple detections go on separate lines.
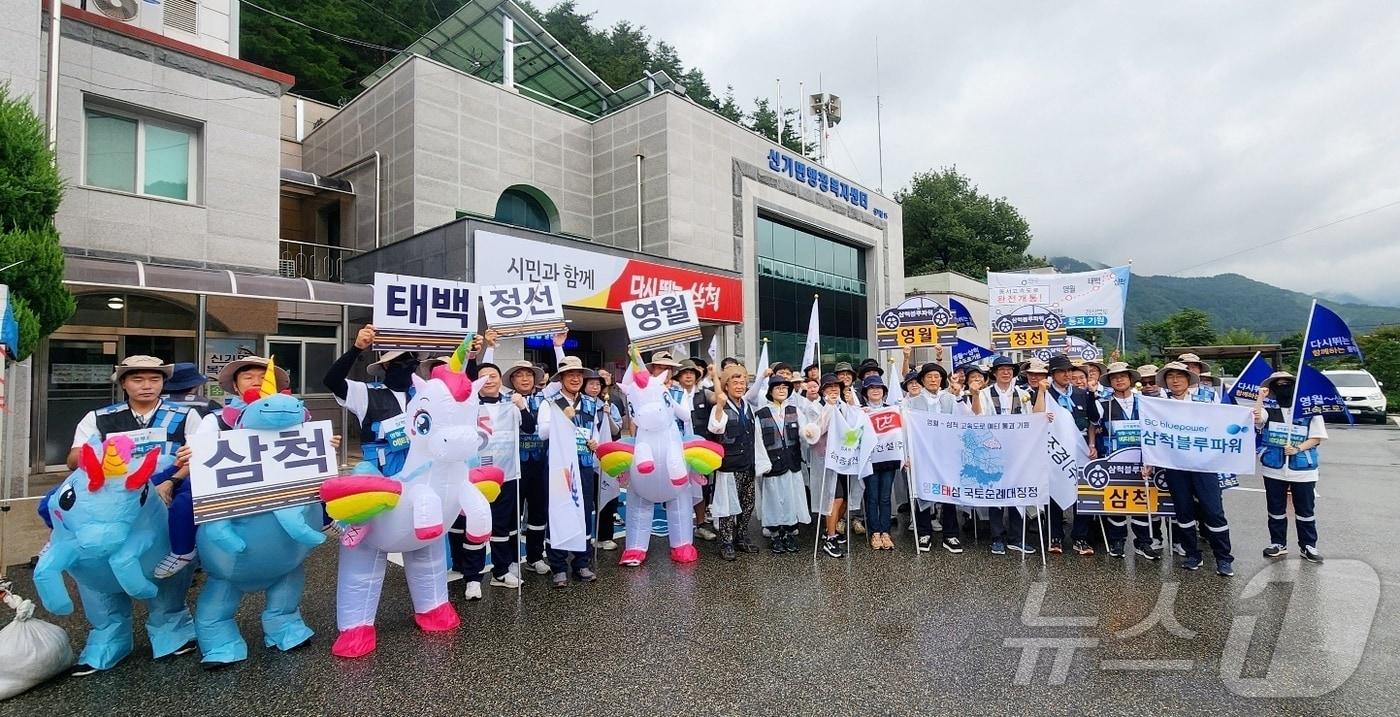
622, 291, 702, 352
875, 295, 959, 349
989, 266, 1130, 329
990, 304, 1067, 351
189, 420, 337, 524
1077, 447, 1175, 516
372, 272, 478, 351
482, 281, 567, 338
908, 411, 1050, 507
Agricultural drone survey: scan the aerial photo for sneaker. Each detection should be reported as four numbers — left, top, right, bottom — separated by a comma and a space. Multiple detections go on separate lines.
1262, 544, 1288, 559
852, 518, 868, 535
931, 518, 943, 532
720, 543, 737, 561
771, 535, 786, 554
916, 535, 933, 553
1073, 540, 1095, 556
320, 522, 342, 538
464, 581, 483, 601
1179, 556, 1203, 571
942, 537, 964, 554
597, 540, 619, 551
836, 519, 847, 534
784, 533, 802, 554
695, 525, 718, 541
761, 527, 773, 538
735, 539, 760, 554
822, 536, 845, 558
1216, 560, 1235, 577
834, 532, 848, 545
490, 572, 522, 589
529, 559, 551, 575
574, 568, 598, 582
171, 640, 199, 657
69, 663, 101, 677
1134, 545, 1162, 561
1301, 545, 1324, 564
1107, 541, 1125, 558
1008, 542, 1036, 555
1172, 543, 1187, 557
341, 524, 369, 548
153, 550, 197, 579
991, 540, 1006, 555
1049, 539, 1063, 555
552, 573, 568, 588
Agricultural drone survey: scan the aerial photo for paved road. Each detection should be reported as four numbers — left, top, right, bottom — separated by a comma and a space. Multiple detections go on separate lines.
3, 424, 1398, 715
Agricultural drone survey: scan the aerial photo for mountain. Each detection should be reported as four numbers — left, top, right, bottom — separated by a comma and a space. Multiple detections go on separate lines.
1046, 257, 1400, 348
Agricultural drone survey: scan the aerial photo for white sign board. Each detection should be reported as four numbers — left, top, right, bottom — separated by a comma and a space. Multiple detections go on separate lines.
372, 272, 478, 351
482, 281, 567, 338
621, 290, 701, 352
190, 420, 337, 524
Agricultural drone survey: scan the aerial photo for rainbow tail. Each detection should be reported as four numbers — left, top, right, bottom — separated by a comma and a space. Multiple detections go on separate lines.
470, 465, 506, 502
321, 475, 402, 525
595, 437, 637, 478
682, 436, 724, 475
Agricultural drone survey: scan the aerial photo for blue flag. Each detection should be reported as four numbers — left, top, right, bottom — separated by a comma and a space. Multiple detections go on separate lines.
949, 298, 977, 329
1225, 352, 1274, 405
1303, 303, 1363, 364
1295, 364, 1353, 424
950, 339, 998, 370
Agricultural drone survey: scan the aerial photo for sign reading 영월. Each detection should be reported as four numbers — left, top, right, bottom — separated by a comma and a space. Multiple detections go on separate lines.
1077, 447, 1175, 516
189, 420, 337, 524
621, 291, 702, 352
372, 272, 478, 352
875, 295, 959, 349
481, 281, 567, 338
908, 411, 1050, 507
1138, 397, 1257, 475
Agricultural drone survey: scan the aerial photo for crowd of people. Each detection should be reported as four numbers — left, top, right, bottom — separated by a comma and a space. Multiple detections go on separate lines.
42, 326, 1327, 609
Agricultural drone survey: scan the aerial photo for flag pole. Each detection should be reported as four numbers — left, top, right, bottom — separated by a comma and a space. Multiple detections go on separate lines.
899, 407, 923, 554
1283, 301, 1318, 478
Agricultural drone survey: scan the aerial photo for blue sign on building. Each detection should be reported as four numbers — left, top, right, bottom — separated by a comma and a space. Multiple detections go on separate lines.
766, 149, 888, 220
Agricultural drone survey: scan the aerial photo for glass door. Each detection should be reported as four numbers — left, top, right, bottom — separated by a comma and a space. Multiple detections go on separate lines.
45, 339, 118, 467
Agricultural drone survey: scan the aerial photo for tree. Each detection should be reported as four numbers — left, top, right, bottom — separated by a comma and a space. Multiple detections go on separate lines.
898, 166, 1043, 279
746, 98, 805, 154
0, 85, 76, 360
1136, 308, 1217, 360
1357, 326, 1400, 409
713, 86, 744, 123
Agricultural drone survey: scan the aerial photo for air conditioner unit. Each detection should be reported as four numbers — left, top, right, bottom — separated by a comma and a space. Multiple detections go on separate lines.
278, 259, 297, 278
93, 0, 140, 22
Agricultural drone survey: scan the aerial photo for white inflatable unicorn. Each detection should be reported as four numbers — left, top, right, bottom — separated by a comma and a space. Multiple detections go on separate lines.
319, 364, 503, 658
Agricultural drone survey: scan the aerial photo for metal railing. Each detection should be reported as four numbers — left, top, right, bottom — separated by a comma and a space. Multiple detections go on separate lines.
278, 239, 360, 282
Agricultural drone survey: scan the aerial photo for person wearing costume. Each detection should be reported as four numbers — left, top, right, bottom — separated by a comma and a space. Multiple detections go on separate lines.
706, 364, 759, 561
905, 362, 963, 554
1255, 371, 1326, 563
1096, 362, 1160, 561
459, 360, 530, 600
1041, 355, 1102, 556
979, 357, 1037, 556
323, 324, 420, 478
545, 356, 604, 587
47, 355, 201, 581
1142, 362, 1235, 576
755, 375, 809, 554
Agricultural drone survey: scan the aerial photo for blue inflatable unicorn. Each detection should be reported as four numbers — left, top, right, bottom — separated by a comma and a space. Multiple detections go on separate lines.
194, 363, 326, 668
32, 436, 196, 672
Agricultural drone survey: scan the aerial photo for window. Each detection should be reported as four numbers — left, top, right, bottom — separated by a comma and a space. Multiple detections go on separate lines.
268, 324, 340, 395
493, 186, 556, 232
84, 105, 199, 202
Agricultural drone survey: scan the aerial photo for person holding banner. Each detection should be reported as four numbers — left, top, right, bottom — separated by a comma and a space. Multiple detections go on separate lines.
504, 359, 553, 576
543, 357, 604, 585
804, 374, 857, 558
706, 364, 760, 560
1255, 372, 1326, 563
1097, 362, 1160, 561
585, 372, 625, 552
905, 362, 965, 553
861, 375, 900, 550
977, 357, 1037, 556
457, 361, 528, 599
323, 325, 421, 477
756, 376, 810, 554
1042, 355, 1101, 556
1177, 353, 1217, 402
1143, 362, 1235, 576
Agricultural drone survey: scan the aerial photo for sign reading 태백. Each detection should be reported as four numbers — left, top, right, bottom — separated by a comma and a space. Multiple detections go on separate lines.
621, 291, 702, 352
473, 231, 742, 323
908, 411, 1050, 508
1077, 447, 1175, 516
1138, 397, 1257, 475
372, 272, 478, 352
875, 295, 959, 349
482, 281, 567, 338
990, 304, 1067, 351
189, 420, 337, 524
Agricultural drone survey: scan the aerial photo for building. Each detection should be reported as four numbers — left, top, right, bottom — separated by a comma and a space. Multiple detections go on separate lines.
6, 0, 901, 487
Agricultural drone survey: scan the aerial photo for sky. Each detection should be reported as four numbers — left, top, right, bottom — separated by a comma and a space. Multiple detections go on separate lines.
574, 1, 1400, 306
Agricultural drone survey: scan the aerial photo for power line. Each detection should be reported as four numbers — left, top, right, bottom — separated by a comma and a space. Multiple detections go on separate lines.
243, 1, 404, 54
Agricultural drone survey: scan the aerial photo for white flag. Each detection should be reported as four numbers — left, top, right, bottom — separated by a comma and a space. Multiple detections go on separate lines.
754, 342, 769, 377
799, 296, 820, 371
1139, 397, 1258, 475
707, 334, 719, 362
886, 356, 904, 404
1046, 400, 1088, 510
542, 401, 587, 552
907, 410, 1049, 507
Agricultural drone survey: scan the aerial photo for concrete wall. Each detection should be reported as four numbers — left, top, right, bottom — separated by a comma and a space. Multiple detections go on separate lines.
1, 0, 41, 104
60, 0, 234, 58
44, 16, 283, 272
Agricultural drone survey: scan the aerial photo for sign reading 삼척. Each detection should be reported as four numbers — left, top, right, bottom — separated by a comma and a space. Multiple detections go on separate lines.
482, 281, 567, 338
1076, 447, 1175, 516
622, 290, 702, 352
189, 420, 337, 524
372, 272, 478, 352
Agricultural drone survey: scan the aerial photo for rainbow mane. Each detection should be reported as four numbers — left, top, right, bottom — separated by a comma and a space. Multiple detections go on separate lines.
595, 438, 636, 477
682, 436, 724, 475
469, 465, 505, 502
320, 475, 403, 524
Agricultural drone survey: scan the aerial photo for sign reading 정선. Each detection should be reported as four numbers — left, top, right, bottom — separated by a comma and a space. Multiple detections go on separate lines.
622, 291, 702, 352
482, 281, 567, 338
372, 273, 478, 352
189, 420, 337, 524
991, 304, 1067, 351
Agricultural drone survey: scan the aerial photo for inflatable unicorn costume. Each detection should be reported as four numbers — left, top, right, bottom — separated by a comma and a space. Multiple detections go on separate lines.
595, 355, 723, 566
320, 364, 503, 658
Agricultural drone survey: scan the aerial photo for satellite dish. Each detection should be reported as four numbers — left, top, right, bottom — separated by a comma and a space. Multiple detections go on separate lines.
95, 0, 140, 21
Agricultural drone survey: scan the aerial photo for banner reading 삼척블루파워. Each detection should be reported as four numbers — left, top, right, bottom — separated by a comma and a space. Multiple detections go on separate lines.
908, 410, 1050, 507
1138, 397, 1257, 475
